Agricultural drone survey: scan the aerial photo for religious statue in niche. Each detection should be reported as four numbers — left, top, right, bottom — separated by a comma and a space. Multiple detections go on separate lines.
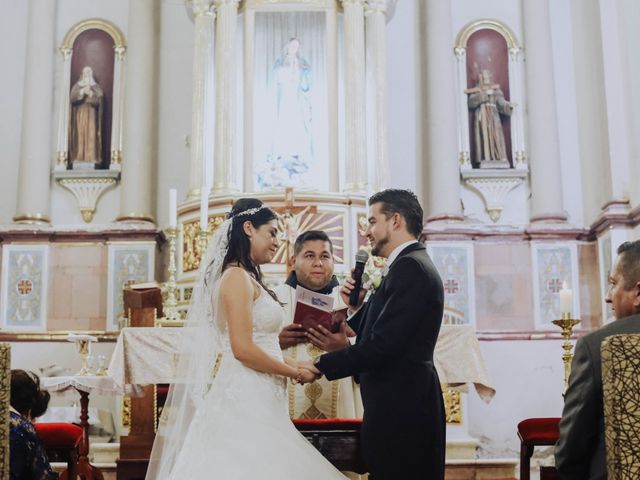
258, 38, 314, 189
466, 68, 513, 168
69, 66, 104, 169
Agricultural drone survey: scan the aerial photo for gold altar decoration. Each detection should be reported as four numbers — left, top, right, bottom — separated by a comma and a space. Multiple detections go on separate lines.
182, 216, 225, 273
121, 395, 131, 428
552, 314, 581, 396
443, 388, 463, 425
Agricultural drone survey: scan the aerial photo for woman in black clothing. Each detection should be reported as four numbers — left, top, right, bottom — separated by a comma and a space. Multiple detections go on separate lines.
9, 369, 58, 480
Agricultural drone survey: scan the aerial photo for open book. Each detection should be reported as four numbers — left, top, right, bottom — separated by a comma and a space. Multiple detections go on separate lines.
293, 286, 348, 334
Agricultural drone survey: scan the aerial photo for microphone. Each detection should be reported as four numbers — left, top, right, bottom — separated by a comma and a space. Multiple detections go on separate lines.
349, 250, 370, 307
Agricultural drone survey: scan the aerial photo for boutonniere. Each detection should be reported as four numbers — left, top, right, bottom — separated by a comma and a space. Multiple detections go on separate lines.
362, 255, 387, 297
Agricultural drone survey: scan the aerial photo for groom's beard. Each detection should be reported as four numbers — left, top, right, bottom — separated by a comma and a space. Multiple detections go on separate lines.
371, 234, 389, 257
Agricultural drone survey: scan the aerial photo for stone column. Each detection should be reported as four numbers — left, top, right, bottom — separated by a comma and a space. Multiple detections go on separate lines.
188, 0, 216, 199
598, 0, 632, 208
54, 46, 72, 171
14, 0, 56, 224
522, 0, 567, 223
212, 0, 240, 194
117, 0, 158, 223
342, 0, 368, 193
366, 0, 389, 192
418, 0, 462, 222
110, 45, 126, 170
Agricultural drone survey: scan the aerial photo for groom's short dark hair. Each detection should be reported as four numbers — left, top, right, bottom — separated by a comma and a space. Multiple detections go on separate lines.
369, 189, 424, 238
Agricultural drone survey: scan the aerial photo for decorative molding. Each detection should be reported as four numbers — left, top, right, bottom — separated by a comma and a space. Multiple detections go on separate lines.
461, 169, 527, 222
0, 229, 162, 244
11, 213, 51, 225
61, 18, 126, 49
0, 331, 118, 342
115, 213, 157, 224
455, 18, 520, 50
53, 170, 120, 223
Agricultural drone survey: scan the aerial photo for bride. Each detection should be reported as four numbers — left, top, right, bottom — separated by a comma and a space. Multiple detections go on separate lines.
146, 198, 346, 479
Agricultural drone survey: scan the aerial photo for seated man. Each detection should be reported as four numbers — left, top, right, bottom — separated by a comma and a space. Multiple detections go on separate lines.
277, 230, 362, 421
555, 239, 640, 479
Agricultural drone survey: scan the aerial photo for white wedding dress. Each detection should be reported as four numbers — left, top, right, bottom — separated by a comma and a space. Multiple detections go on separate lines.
167, 285, 346, 479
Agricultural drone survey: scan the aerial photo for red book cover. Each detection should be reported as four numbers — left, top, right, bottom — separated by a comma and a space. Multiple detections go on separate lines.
292, 286, 347, 333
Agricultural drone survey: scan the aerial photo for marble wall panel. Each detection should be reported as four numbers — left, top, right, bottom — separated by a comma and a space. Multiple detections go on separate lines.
1, 245, 49, 330
474, 243, 533, 331
531, 243, 580, 327
427, 243, 475, 325
107, 243, 155, 331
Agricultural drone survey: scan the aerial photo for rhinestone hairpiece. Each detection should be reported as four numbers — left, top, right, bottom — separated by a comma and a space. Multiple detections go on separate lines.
234, 205, 266, 218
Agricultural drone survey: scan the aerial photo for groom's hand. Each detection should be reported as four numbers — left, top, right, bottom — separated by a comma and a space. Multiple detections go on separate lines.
307, 322, 350, 352
298, 360, 322, 378
279, 324, 307, 349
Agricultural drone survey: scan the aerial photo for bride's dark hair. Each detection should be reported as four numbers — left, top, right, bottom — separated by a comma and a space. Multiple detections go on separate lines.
217, 198, 279, 302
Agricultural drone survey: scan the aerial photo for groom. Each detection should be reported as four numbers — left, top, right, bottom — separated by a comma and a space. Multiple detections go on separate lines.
302, 189, 446, 479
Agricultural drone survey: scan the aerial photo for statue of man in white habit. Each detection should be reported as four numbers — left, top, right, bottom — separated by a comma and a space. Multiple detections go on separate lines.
467, 69, 513, 168
69, 66, 104, 169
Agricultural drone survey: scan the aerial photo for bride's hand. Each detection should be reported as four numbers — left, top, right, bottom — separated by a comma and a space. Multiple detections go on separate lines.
296, 368, 319, 385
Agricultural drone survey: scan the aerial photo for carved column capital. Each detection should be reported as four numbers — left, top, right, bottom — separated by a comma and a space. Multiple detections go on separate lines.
114, 45, 127, 61
342, 0, 366, 6
365, 0, 387, 14
213, 0, 240, 7
59, 46, 72, 59
454, 46, 466, 60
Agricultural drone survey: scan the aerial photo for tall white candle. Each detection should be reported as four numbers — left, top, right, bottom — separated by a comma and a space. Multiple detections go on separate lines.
169, 189, 177, 227
559, 281, 572, 316
200, 190, 208, 231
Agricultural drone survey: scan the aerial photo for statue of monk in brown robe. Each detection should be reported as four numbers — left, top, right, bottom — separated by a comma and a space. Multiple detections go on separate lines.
69, 66, 103, 169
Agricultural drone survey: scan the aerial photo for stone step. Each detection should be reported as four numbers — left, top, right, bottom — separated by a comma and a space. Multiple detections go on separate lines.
90, 441, 120, 464
445, 458, 518, 480
54, 449, 518, 480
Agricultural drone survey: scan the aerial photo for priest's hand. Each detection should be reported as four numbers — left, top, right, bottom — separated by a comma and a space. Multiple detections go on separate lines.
279, 324, 307, 350
307, 321, 350, 352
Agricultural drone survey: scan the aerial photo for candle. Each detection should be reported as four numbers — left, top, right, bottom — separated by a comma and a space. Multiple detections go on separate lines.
559, 281, 572, 317
200, 189, 208, 231
169, 189, 177, 227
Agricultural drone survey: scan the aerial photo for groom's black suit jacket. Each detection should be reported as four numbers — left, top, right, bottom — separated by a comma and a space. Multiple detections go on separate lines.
317, 242, 445, 480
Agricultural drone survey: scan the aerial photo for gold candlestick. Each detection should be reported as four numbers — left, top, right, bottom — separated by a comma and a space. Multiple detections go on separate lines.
163, 226, 181, 322
552, 313, 581, 396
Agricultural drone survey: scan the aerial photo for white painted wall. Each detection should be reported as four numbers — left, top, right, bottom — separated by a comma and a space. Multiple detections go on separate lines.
469, 339, 565, 457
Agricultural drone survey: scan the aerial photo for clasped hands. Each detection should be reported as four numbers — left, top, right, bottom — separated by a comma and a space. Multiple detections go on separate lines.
293, 360, 322, 385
